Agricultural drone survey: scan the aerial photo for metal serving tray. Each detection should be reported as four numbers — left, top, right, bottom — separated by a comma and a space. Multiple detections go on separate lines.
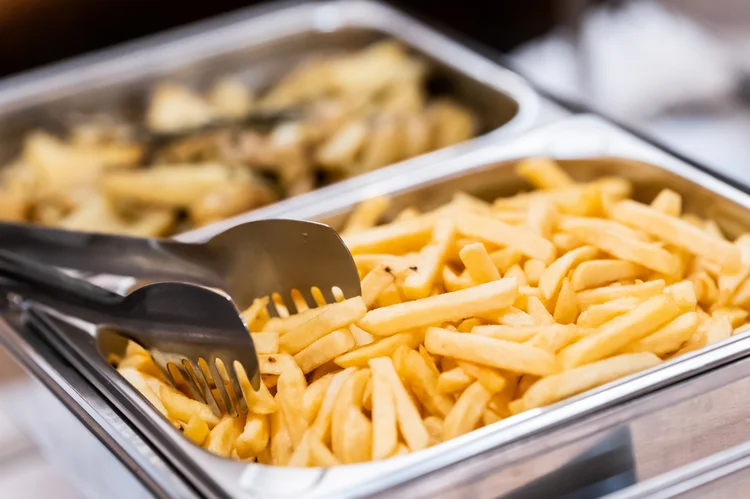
0, 0, 539, 184
8, 115, 750, 499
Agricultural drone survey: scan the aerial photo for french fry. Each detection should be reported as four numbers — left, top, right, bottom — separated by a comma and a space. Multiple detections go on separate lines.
250, 332, 279, 355
277, 363, 309, 448
342, 195, 391, 234
458, 214, 556, 263
241, 297, 270, 326
611, 199, 741, 274
235, 413, 269, 459
334, 330, 422, 368
361, 266, 396, 307
270, 406, 293, 466
302, 374, 334, 424
560, 217, 677, 274
280, 297, 367, 354
331, 369, 370, 460
717, 234, 750, 306
403, 219, 455, 299
350, 324, 375, 346
498, 307, 537, 326
489, 247, 524, 273
443, 381, 493, 440
182, 414, 210, 446
516, 157, 574, 190
309, 436, 340, 467
343, 216, 434, 254
204, 415, 246, 458
650, 188, 682, 216
235, 362, 277, 414
576, 297, 640, 328
713, 307, 749, 328
664, 281, 698, 312
457, 318, 484, 332
523, 353, 661, 410
436, 367, 474, 394
526, 199, 556, 239
369, 357, 430, 451
159, 385, 219, 427
525, 324, 578, 354
294, 328, 356, 374
473, 324, 562, 342
357, 278, 518, 336
539, 245, 598, 300
287, 432, 313, 467
559, 295, 681, 368
455, 361, 507, 393
425, 327, 558, 376
570, 260, 645, 292
523, 259, 546, 287
576, 280, 665, 311
118, 368, 168, 418
403, 350, 454, 417
460, 242, 501, 284
527, 296, 555, 325
624, 312, 699, 355
310, 368, 355, 443
705, 316, 733, 345
341, 407, 373, 464
261, 303, 333, 333
553, 279, 579, 325
371, 367, 398, 460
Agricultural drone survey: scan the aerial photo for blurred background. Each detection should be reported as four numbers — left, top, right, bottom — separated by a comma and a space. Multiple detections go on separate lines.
0, 0, 749, 496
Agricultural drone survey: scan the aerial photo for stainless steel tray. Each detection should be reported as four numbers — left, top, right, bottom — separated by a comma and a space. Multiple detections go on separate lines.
0, 0, 539, 187
10, 115, 750, 499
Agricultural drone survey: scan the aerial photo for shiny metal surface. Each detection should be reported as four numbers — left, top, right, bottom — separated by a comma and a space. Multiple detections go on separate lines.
0, 0, 539, 187
0, 253, 260, 415
0, 219, 361, 312
13, 115, 750, 499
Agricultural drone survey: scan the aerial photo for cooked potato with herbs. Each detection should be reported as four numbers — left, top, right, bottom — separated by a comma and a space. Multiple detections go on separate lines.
0, 41, 478, 236
115, 158, 750, 466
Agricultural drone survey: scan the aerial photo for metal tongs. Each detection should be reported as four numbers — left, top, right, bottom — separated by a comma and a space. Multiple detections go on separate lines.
0, 220, 361, 417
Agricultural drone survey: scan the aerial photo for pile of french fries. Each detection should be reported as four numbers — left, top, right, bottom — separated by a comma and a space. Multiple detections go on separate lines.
0, 41, 477, 236
116, 157, 750, 467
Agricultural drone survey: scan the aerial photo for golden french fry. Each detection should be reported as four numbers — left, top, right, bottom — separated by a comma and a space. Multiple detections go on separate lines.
498, 307, 537, 326
570, 260, 645, 292
403, 218, 455, 299
664, 281, 698, 312
624, 312, 699, 355
458, 214, 556, 263
437, 367, 474, 394
523, 259, 546, 287
118, 368, 169, 418
443, 381, 493, 440
277, 364, 309, 448
358, 278, 518, 336
457, 318, 484, 332
713, 307, 749, 328
302, 374, 334, 424
182, 414, 210, 446
473, 324, 562, 342
204, 415, 245, 458
261, 303, 333, 333
553, 232, 584, 253
361, 266, 396, 307
294, 328, 356, 374
270, 405, 293, 466
576, 279, 665, 311
425, 327, 558, 376
559, 295, 680, 368
504, 264, 528, 287
331, 369, 370, 460
539, 245, 598, 300
288, 432, 313, 467
611, 199, 741, 274
369, 357, 430, 451
350, 324, 375, 346
159, 385, 219, 428
650, 188, 682, 217
235, 362, 277, 414
526, 199, 556, 239
460, 242, 501, 284
560, 217, 677, 274
455, 361, 507, 393
371, 367, 398, 460
489, 247, 524, 273
526, 296, 555, 325
310, 368, 355, 442
442, 266, 474, 292
241, 297, 270, 325
516, 157, 574, 190
334, 330, 422, 368
705, 316, 733, 345
523, 353, 661, 410
525, 324, 578, 354
717, 234, 750, 306
403, 350, 454, 417
554, 279, 579, 324
342, 196, 391, 234
343, 216, 434, 254
309, 435, 340, 467
250, 332, 279, 355
576, 297, 640, 328
340, 407, 373, 464
235, 413, 269, 459
280, 297, 367, 354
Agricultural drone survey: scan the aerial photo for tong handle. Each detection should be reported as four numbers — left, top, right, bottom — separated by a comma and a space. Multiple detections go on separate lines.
0, 250, 123, 322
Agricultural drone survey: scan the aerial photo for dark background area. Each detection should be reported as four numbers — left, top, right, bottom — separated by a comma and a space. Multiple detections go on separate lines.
0, 0, 560, 79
